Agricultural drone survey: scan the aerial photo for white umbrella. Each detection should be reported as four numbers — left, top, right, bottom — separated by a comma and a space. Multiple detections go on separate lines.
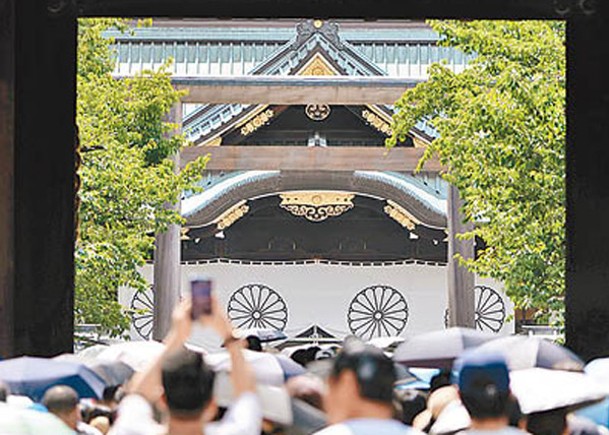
235, 328, 287, 343
510, 368, 609, 414
203, 349, 285, 386
585, 357, 609, 383
95, 341, 165, 372
212, 371, 293, 425
367, 336, 404, 351
76, 344, 110, 359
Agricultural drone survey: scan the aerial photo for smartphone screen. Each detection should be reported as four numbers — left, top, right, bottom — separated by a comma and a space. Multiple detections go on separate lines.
190, 277, 213, 319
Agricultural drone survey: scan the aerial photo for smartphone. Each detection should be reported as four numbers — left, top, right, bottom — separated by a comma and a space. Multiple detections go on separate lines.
190, 276, 213, 319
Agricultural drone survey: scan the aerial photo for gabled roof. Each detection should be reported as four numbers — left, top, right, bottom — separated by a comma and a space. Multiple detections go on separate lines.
109, 19, 463, 144
181, 20, 440, 145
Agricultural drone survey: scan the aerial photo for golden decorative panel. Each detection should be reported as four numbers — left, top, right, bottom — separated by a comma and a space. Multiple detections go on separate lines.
413, 136, 429, 148
215, 201, 250, 230
299, 54, 337, 76
362, 109, 392, 136
384, 200, 419, 231
240, 109, 275, 136
279, 191, 355, 222
202, 136, 223, 146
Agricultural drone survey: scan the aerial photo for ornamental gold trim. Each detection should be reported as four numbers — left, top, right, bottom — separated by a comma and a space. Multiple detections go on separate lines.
240, 109, 275, 136
413, 136, 430, 148
384, 200, 420, 231
362, 109, 392, 136
298, 53, 338, 76
202, 136, 223, 147
214, 201, 250, 230
279, 191, 354, 222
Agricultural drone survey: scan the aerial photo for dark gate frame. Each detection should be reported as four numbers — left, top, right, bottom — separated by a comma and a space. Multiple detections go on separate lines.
1, 0, 607, 359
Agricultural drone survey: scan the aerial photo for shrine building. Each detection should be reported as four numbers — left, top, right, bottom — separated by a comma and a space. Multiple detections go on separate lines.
110, 19, 514, 343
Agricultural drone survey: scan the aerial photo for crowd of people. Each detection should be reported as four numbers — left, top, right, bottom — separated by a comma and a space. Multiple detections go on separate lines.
1, 297, 608, 435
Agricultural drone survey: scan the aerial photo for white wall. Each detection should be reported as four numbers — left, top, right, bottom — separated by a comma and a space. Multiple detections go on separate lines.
119, 260, 514, 341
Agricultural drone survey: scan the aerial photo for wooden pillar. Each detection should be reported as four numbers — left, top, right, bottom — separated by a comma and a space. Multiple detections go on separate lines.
0, 0, 15, 357
447, 184, 476, 328
153, 103, 182, 340
565, 12, 609, 361
10, 0, 77, 356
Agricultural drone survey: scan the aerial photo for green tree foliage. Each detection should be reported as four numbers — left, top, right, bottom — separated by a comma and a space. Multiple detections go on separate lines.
76, 19, 208, 336
388, 21, 565, 324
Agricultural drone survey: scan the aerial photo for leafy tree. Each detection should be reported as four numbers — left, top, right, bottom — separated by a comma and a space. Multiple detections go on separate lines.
388, 21, 565, 324
75, 19, 207, 337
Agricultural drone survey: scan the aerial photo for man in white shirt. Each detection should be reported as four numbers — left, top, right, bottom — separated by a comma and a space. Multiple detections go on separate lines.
314, 337, 423, 435
110, 297, 262, 435
453, 351, 528, 435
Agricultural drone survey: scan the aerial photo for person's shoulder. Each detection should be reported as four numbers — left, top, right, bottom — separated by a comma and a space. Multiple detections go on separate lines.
458, 428, 530, 435
341, 419, 423, 435
313, 423, 354, 435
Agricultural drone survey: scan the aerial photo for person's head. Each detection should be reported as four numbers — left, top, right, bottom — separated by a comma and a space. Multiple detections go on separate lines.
286, 374, 326, 410
89, 415, 111, 434
456, 351, 511, 423
526, 408, 568, 435
507, 394, 526, 429
429, 369, 452, 393
161, 348, 216, 420
324, 337, 396, 423
245, 335, 262, 352
393, 388, 427, 425
0, 381, 9, 402
101, 385, 120, 407
41, 385, 81, 430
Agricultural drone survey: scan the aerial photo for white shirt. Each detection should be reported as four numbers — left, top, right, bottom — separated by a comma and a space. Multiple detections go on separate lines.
314, 418, 424, 435
109, 392, 262, 435
458, 429, 529, 435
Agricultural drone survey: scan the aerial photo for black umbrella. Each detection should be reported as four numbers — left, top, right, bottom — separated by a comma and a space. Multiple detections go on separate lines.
392, 327, 497, 370
467, 335, 585, 372
54, 354, 134, 386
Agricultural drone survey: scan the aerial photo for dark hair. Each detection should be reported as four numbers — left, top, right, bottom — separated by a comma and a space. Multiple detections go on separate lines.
429, 369, 452, 393
0, 381, 9, 402
331, 341, 396, 404
245, 335, 262, 352
42, 385, 79, 415
102, 385, 120, 402
526, 408, 568, 435
394, 389, 427, 425
459, 381, 510, 420
507, 394, 523, 427
161, 349, 215, 417
82, 404, 115, 425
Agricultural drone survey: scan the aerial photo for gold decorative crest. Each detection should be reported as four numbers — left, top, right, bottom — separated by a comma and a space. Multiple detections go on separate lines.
362, 109, 392, 136
279, 191, 354, 222
384, 200, 419, 230
215, 201, 250, 230
240, 109, 275, 136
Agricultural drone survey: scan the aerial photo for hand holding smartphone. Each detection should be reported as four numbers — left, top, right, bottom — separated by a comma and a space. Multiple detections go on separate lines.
190, 275, 213, 320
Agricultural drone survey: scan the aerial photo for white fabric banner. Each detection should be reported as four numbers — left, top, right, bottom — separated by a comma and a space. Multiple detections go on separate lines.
119, 261, 514, 341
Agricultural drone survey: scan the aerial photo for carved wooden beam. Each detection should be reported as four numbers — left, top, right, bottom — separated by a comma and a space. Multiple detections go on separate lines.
180, 145, 443, 172
170, 75, 421, 104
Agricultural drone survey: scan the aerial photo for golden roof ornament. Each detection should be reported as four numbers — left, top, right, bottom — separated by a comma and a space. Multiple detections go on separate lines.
279, 191, 355, 222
